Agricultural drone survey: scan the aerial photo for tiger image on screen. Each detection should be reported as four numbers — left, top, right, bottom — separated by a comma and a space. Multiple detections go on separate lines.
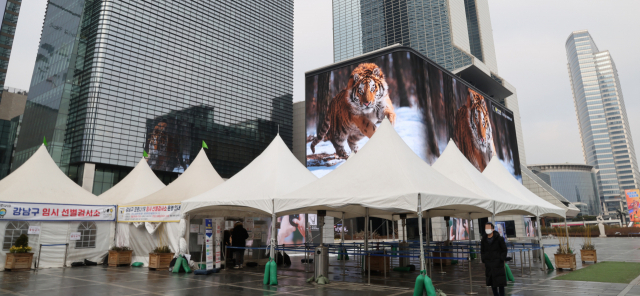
453, 89, 496, 171
310, 63, 396, 157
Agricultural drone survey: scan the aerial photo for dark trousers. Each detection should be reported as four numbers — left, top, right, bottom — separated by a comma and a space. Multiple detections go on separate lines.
234, 249, 245, 265
491, 286, 505, 296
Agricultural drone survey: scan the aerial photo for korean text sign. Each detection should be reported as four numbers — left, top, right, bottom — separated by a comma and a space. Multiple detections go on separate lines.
117, 204, 181, 222
0, 202, 116, 221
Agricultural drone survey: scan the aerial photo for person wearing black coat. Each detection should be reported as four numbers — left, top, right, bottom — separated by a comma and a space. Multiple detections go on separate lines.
231, 222, 249, 268
481, 222, 508, 296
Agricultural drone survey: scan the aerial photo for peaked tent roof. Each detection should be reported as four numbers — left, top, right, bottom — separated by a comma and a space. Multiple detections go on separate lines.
433, 140, 538, 216
181, 134, 318, 217
99, 158, 166, 205
124, 149, 224, 206
275, 119, 494, 219
0, 145, 110, 205
483, 157, 565, 218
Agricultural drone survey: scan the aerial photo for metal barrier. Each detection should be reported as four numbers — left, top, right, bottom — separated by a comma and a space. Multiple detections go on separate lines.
35, 243, 69, 271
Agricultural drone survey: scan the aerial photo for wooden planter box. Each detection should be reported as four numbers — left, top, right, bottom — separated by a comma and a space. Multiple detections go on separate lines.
108, 250, 133, 267
554, 253, 577, 271
5, 253, 33, 271
364, 255, 390, 272
580, 249, 597, 263
148, 253, 174, 270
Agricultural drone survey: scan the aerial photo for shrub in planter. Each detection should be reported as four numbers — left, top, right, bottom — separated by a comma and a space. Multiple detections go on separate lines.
6, 234, 33, 271
149, 246, 174, 270
109, 246, 133, 267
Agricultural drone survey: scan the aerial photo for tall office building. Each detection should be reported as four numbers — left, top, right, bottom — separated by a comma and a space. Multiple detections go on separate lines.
0, 0, 22, 101
565, 30, 639, 216
13, 0, 293, 194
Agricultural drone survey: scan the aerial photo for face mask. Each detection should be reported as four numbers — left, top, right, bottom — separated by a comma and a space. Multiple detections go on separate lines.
485, 229, 493, 235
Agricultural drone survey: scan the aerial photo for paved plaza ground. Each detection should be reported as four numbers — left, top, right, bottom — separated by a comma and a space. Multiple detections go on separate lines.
1, 237, 640, 295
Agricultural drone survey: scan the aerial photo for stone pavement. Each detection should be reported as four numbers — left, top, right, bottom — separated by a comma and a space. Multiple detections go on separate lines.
0, 237, 638, 295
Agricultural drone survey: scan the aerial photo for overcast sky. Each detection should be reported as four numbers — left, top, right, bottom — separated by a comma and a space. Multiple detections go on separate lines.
6, 0, 639, 167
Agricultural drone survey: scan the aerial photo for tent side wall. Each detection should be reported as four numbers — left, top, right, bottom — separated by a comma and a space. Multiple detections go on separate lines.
128, 222, 180, 267
0, 221, 112, 270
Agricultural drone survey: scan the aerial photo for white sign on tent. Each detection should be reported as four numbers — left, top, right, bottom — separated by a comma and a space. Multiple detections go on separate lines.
28, 226, 40, 234
117, 204, 181, 222
69, 232, 81, 241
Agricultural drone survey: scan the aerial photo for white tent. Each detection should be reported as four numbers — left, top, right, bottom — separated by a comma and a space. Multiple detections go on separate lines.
482, 157, 565, 218
432, 140, 538, 216
275, 119, 493, 220
99, 157, 165, 260
119, 149, 225, 266
181, 134, 318, 266
181, 134, 318, 217
0, 145, 116, 269
100, 158, 166, 205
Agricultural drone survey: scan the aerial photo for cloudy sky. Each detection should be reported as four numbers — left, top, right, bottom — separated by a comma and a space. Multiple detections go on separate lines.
6, 0, 639, 166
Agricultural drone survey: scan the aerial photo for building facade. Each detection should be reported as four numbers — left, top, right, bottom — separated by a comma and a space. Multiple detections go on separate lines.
529, 164, 601, 216
0, 88, 26, 179
13, 0, 294, 194
565, 30, 639, 217
0, 0, 22, 102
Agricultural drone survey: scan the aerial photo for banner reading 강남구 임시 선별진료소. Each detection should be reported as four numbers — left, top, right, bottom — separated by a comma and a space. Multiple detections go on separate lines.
0, 201, 116, 221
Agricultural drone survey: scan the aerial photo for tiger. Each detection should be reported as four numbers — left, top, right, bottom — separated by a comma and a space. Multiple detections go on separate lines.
453, 89, 495, 171
310, 63, 396, 157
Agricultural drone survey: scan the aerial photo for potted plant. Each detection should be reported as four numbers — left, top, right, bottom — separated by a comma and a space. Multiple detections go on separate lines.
148, 246, 174, 270
580, 226, 597, 264
554, 227, 576, 270
108, 246, 133, 267
5, 234, 33, 271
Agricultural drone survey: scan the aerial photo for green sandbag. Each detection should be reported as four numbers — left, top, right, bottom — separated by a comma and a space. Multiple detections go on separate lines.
450, 260, 458, 265
423, 274, 437, 296
306, 276, 315, 283
172, 256, 183, 273
544, 254, 554, 270
263, 260, 271, 285
413, 271, 425, 296
131, 262, 144, 267
269, 259, 278, 285
504, 263, 514, 282
470, 247, 477, 259
393, 266, 410, 272
181, 256, 191, 273
344, 248, 349, 260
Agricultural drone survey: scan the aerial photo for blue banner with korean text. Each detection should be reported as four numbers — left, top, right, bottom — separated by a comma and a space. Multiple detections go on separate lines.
0, 201, 116, 221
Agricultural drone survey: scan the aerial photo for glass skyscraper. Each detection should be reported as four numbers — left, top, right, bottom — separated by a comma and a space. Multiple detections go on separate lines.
13, 0, 293, 194
529, 164, 601, 216
0, 0, 22, 102
566, 30, 639, 216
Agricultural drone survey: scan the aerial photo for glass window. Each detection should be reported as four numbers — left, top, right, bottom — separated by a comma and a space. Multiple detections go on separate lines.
76, 222, 97, 249
3, 221, 29, 250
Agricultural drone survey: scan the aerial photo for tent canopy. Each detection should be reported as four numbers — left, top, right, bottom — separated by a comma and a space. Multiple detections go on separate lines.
275, 119, 494, 220
99, 158, 165, 205
181, 134, 318, 217
0, 145, 109, 205
483, 157, 566, 218
433, 140, 538, 216
123, 149, 224, 206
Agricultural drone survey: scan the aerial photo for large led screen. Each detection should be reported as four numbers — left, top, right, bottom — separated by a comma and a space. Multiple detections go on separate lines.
305, 50, 521, 179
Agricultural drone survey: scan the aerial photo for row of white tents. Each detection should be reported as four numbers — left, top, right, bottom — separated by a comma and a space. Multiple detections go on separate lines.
0, 118, 569, 271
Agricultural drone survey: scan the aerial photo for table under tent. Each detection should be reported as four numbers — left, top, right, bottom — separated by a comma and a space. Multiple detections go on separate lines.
275, 119, 544, 289
98, 158, 165, 263
117, 148, 224, 266
180, 134, 318, 270
0, 145, 116, 270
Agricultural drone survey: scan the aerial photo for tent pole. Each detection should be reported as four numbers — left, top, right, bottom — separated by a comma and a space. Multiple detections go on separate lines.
341, 212, 345, 245
536, 215, 545, 271
271, 200, 276, 264
365, 207, 370, 285
427, 210, 431, 277
492, 202, 496, 223
466, 212, 477, 295
564, 218, 569, 239
392, 217, 396, 241
417, 194, 425, 272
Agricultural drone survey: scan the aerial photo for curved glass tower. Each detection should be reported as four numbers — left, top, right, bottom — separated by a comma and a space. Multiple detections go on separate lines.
566, 30, 639, 217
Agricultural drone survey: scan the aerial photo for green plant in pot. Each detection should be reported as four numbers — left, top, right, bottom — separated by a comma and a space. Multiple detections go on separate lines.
9, 234, 32, 253
111, 246, 131, 252
152, 246, 172, 253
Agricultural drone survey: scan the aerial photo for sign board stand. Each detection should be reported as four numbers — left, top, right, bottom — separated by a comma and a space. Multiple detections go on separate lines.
205, 219, 214, 270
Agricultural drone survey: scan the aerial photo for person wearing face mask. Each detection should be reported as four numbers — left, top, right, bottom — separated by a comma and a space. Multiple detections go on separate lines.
481, 222, 508, 296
